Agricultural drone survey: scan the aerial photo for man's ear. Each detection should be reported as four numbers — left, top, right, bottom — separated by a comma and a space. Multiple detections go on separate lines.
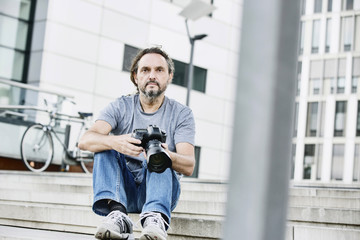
168, 72, 173, 84
133, 73, 138, 84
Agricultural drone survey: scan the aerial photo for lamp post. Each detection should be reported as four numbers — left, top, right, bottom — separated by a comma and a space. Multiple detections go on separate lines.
185, 19, 207, 107
179, 0, 216, 106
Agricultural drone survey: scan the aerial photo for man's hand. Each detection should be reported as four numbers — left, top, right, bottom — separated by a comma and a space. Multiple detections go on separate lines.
111, 134, 144, 157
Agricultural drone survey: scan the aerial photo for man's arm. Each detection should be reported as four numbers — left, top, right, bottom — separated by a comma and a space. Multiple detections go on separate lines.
163, 142, 195, 176
78, 120, 143, 156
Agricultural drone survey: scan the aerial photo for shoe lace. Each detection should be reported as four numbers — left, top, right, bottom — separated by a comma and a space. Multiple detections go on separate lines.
108, 211, 133, 233
138, 212, 170, 231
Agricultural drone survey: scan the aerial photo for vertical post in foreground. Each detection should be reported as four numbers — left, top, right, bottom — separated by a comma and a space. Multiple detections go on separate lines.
223, 0, 300, 240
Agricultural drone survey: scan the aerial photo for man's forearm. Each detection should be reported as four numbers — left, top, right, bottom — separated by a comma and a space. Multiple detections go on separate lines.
78, 131, 113, 153
169, 151, 195, 176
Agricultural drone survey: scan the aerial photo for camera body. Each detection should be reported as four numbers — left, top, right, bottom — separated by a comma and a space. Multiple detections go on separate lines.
131, 125, 172, 173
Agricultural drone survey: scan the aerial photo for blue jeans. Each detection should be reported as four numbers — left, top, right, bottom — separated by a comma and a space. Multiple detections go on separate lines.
92, 150, 181, 224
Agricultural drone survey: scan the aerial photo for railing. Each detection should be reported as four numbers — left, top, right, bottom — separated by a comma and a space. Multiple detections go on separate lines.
0, 79, 74, 120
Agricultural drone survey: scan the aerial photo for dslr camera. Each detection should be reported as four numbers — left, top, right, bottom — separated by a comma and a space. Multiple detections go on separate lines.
131, 125, 172, 173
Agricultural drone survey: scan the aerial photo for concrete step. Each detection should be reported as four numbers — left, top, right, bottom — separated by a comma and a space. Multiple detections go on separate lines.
0, 171, 224, 239
0, 171, 228, 202
288, 195, 360, 209
0, 200, 223, 239
289, 187, 360, 198
0, 188, 225, 216
287, 206, 360, 225
0, 225, 94, 240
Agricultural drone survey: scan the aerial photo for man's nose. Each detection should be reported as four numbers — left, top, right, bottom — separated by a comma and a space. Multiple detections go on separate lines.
149, 69, 156, 79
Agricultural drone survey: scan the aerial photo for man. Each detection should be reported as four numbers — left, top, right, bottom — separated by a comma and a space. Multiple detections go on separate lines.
78, 47, 196, 240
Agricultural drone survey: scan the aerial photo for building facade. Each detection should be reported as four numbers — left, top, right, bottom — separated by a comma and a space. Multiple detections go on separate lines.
0, 0, 242, 180
293, 0, 360, 184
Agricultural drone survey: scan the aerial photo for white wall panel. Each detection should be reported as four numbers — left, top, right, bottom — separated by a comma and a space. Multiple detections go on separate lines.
229, 26, 241, 53
198, 147, 222, 179
223, 100, 235, 127
150, 0, 187, 34
212, 0, 233, 25
190, 92, 225, 124
45, 22, 99, 63
194, 42, 228, 74
195, 119, 224, 149
95, 67, 135, 98
191, 17, 231, 49
206, 70, 228, 98
148, 26, 190, 63
48, 0, 102, 34
101, 9, 149, 48
104, 0, 151, 21
98, 38, 125, 70
41, 52, 96, 92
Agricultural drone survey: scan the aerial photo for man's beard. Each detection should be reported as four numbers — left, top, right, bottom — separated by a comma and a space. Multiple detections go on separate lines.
140, 81, 168, 102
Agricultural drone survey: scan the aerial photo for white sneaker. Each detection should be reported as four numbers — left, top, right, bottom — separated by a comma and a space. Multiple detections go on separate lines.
95, 210, 134, 240
139, 212, 169, 240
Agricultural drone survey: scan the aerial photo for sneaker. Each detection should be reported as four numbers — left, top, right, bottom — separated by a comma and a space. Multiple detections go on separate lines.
139, 212, 169, 240
95, 210, 134, 240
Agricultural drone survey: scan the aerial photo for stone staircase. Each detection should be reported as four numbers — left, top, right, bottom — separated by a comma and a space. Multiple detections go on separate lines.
286, 184, 360, 240
0, 171, 226, 240
1, 170, 360, 240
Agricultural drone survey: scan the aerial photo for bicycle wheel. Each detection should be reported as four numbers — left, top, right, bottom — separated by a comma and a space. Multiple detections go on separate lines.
80, 157, 94, 174
20, 124, 54, 172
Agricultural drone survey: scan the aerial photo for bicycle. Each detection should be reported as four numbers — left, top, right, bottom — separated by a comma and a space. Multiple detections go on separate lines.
20, 99, 94, 173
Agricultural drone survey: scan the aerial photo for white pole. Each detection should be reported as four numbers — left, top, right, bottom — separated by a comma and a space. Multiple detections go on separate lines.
223, 0, 300, 239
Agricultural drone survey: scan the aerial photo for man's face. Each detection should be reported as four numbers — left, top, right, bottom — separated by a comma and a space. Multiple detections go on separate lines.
134, 53, 173, 99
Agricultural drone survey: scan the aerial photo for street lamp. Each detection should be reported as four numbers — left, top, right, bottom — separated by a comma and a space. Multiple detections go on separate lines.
184, 20, 207, 106
179, 0, 216, 106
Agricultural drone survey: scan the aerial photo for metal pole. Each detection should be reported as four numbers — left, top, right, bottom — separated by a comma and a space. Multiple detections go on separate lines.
223, 0, 300, 239
186, 40, 195, 107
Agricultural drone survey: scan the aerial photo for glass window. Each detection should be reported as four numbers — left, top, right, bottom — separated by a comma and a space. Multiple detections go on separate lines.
291, 144, 296, 179
303, 144, 315, 179
334, 101, 347, 137
353, 57, 360, 93
0, 0, 32, 20
122, 44, 140, 72
341, 17, 353, 52
312, 20, 320, 53
355, 15, 360, 51
173, 59, 207, 93
296, 62, 302, 96
301, 0, 307, 15
331, 144, 344, 180
293, 102, 299, 137
306, 102, 319, 137
316, 144, 323, 180
187, 146, 201, 178
337, 58, 346, 94
299, 22, 305, 54
0, 0, 34, 84
356, 101, 360, 136
354, 144, 360, 181
325, 18, 332, 52
172, 60, 187, 88
337, 77, 345, 93
328, 0, 333, 11
309, 78, 321, 95
314, 0, 322, 12
344, 0, 354, 10
122, 45, 207, 93
352, 77, 358, 93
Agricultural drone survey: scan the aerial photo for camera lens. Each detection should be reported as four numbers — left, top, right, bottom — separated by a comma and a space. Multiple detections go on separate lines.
146, 140, 172, 173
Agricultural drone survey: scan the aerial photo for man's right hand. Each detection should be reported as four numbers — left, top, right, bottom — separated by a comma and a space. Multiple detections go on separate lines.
110, 134, 143, 157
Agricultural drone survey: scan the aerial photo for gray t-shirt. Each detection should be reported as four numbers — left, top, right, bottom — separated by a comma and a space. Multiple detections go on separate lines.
97, 94, 195, 182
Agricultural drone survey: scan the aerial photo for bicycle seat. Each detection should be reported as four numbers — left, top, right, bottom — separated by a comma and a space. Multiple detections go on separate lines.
78, 112, 93, 119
